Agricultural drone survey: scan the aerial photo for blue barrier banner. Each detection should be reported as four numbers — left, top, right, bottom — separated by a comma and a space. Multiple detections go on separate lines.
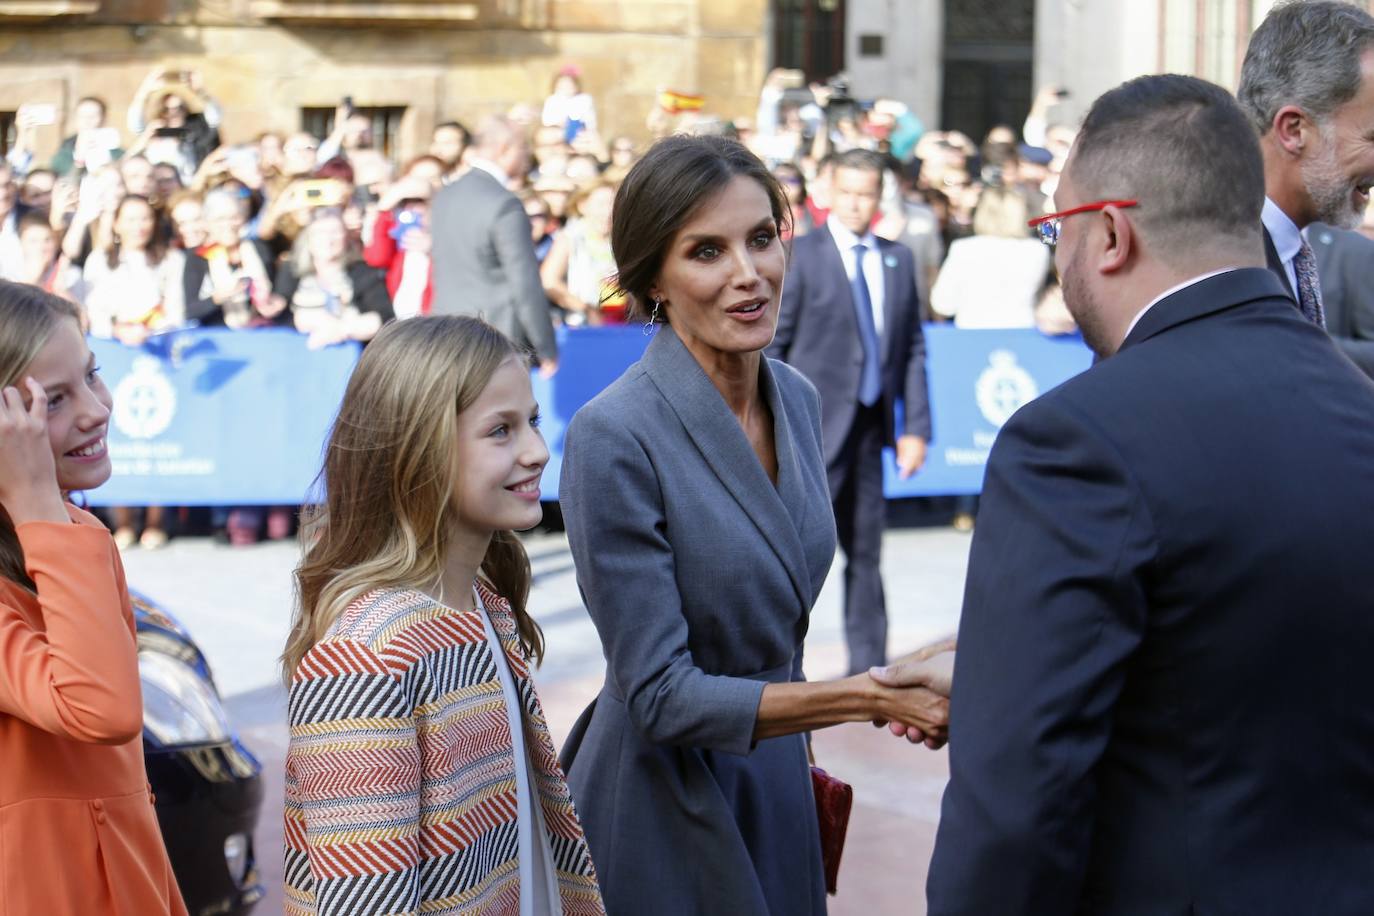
532, 325, 1090, 501
82, 324, 1088, 506
86, 329, 359, 507
884, 326, 1093, 496
532, 326, 651, 505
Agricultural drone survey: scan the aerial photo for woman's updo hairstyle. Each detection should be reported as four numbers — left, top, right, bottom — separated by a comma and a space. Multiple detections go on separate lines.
610, 134, 791, 324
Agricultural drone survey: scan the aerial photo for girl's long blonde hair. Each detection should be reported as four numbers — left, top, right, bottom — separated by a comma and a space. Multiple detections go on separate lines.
0, 281, 83, 592
283, 315, 544, 681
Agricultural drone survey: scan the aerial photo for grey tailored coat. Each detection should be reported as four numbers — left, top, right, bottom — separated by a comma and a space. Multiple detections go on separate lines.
558, 322, 837, 915
429, 166, 558, 361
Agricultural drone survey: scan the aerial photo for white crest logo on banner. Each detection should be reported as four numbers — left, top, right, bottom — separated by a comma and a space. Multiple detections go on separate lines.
113, 357, 178, 440
975, 350, 1038, 428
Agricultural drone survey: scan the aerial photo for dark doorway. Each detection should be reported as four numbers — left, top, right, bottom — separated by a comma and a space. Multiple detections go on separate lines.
941, 0, 1035, 143
772, 0, 847, 83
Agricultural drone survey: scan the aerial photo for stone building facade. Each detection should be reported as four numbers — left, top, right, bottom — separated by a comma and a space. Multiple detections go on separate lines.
844, 0, 1374, 143
0, 0, 769, 163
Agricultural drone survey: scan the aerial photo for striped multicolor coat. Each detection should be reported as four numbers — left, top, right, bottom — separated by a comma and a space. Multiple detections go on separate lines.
284, 581, 604, 916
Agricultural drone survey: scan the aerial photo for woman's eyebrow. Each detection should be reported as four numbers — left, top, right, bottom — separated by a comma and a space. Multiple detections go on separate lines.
680, 219, 774, 245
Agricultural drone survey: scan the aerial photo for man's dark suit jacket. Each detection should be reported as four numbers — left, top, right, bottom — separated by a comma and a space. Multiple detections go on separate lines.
766, 226, 930, 464
1308, 224, 1374, 379
430, 167, 557, 361
929, 268, 1374, 915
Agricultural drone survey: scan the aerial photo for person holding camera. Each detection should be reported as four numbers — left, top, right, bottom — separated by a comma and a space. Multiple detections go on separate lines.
271, 211, 392, 349
362, 174, 434, 320
52, 97, 123, 178
186, 186, 278, 329
2, 102, 71, 179
0, 163, 30, 281
127, 67, 223, 178
315, 99, 374, 169
14, 212, 81, 303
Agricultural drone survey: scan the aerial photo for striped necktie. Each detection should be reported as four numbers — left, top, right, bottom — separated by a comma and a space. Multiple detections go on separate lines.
1292, 240, 1326, 328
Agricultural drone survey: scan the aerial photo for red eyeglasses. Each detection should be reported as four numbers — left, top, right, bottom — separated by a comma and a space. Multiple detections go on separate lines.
1028, 200, 1138, 247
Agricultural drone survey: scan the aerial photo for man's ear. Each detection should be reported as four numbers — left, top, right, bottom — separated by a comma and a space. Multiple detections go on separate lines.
1097, 204, 1133, 275
1270, 105, 1310, 157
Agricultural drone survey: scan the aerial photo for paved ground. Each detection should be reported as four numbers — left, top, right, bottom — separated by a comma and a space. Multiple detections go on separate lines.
121, 503, 970, 915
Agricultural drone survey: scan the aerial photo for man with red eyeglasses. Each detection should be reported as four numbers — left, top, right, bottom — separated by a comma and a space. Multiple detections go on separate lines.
921, 73, 1374, 915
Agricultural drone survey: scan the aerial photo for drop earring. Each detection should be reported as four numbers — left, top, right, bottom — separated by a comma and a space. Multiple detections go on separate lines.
644, 296, 662, 335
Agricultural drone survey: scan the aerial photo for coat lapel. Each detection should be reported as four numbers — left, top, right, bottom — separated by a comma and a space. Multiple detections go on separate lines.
642, 324, 813, 608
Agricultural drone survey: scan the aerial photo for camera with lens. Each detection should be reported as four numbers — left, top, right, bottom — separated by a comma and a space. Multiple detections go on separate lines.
825, 76, 852, 106
388, 207, 425, 244
823, 75, 858, 125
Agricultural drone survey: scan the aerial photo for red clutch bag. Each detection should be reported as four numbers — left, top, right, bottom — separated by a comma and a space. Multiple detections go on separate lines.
810, 765, 853, 895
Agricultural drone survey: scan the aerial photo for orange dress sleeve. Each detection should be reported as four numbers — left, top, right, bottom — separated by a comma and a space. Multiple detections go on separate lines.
0, 508, 142, 744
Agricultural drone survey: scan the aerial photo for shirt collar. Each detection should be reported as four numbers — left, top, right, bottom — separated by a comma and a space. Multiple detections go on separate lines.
827, 215, 877, 252
468, 157, 510, 189
1123, 268, 1239, 340
1261, 196, 1303, 264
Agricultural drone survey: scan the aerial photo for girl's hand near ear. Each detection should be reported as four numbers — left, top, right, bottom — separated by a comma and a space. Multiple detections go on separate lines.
0, 379, 68, 525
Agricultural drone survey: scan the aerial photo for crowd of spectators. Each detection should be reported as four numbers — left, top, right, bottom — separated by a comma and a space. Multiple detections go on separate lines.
744, 75, 1076, 333
0, 63, 1083, 543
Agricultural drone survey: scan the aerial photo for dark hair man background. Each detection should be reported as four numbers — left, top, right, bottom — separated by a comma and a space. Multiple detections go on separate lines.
766, 148, 931, 676
1238, 0, 1374, 326
926, 74, 1374, 915
430, 120, 471, 179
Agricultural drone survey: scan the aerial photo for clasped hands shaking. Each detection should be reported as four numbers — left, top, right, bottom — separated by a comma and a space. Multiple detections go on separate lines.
865, 637, 957, 750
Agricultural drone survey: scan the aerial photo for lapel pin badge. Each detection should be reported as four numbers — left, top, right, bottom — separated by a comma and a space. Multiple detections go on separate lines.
884, 254, 898, 268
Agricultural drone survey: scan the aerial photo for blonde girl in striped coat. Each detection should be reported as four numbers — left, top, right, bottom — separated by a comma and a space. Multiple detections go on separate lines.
281, 316, 603, 916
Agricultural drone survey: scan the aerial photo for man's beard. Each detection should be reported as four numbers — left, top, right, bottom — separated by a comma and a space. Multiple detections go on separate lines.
1302, 132, 1363, 231
1060, 253, 1117, 360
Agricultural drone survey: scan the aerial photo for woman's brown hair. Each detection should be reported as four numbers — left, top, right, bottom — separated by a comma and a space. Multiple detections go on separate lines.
0, 281, 83, 591
610, 134, 791, 324
283, 315, 544, 680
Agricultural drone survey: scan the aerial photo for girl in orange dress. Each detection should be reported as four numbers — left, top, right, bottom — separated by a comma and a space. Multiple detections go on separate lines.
0, 280, 186, 915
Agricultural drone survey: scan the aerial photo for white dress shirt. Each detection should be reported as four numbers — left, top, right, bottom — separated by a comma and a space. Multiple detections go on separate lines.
827, 216, 886, 335
1261, 196, 1302, 294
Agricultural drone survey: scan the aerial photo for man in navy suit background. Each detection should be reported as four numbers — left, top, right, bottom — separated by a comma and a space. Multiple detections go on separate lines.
767, 148, 930, 675
927, 75, 1374, 914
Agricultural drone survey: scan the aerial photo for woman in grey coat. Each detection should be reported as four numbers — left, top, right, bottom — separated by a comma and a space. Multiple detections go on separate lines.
558, 136, 949, 914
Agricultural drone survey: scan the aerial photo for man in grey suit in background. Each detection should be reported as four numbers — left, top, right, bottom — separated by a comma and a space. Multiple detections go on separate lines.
431, 115, 558, 373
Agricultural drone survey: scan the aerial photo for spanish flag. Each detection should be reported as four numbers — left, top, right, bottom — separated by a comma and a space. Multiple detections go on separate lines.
658, 89, 706, 114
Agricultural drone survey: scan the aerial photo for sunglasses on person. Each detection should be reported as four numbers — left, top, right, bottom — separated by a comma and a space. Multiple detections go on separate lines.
1028, 199, 1138, 247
